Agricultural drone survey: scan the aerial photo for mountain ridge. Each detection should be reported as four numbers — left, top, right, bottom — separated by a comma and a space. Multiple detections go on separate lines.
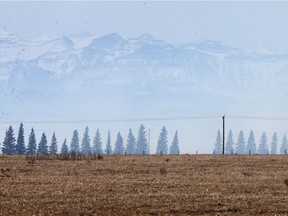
0, 30, 288, 122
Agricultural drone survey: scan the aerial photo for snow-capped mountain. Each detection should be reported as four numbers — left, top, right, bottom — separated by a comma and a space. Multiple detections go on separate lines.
1, 30, 288, 122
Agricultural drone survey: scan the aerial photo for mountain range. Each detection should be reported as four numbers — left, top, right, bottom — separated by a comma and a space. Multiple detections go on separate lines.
1, 27, 288, 122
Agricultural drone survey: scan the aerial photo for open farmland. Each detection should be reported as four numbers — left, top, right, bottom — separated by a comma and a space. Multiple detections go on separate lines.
1, 155, 288, 215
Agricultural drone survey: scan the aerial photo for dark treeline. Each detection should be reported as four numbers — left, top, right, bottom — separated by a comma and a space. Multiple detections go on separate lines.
214, 129, 288, 154
1, 123, 180, 155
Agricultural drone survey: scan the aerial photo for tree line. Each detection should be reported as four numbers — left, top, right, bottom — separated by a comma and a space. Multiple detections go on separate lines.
1, 123, 180, 155
214, 129, 288, 154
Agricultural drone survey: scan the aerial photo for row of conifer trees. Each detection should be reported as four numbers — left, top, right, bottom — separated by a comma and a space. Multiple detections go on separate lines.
214, 129, 288, 154
1, 123, 180, 155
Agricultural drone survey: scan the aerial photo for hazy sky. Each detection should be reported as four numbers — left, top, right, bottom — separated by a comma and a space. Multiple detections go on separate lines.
0, 1, 288, 52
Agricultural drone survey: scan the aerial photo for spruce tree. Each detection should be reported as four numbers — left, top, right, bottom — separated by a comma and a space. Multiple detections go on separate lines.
236, 130, 246, 154
16, 123, 26, 154
2, 126, 16, 155
60, 138, 69, 154
70, 130, 80, 153
126, 128, 136, 154
213, 130, 222, 154
93, 129, 103, 154
27, 128, 37, 154
49, 132, 58, 154
169, 131, 179, 154
246, 130, 257, 154
280, 134, 288, 154
156, 126, 168, 154
114, 132, 124, 154
37, 133, 48, 154
258, 132, 268, 154
105, 131, 112, 155
81, 126, 91, 154
136, 124, 149, 154
225, 129, 234, 154
270, 132, 278, 154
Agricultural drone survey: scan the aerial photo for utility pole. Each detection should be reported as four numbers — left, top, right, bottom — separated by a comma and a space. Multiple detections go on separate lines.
222, 115, 225, 155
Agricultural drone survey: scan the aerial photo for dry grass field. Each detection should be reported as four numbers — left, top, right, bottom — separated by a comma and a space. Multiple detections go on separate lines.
1, 154, 288, 215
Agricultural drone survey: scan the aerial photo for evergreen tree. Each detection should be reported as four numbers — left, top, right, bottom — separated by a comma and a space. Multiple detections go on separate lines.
70, 130, 80, 153
270, 132, 278, 154
126, 128, 136, 154
246, 130, 257, 154
169, 131, 179, 154
105, 131, 112, 154
2, 126, 16, 155
213, 130, 222, 154
136, 124, 149, 154
60, 138, 69, 154
37, 133, 48, 154
225, 129, 234, 154
81, 126, 91, 154
114, 132, 124, 154
156, 126, 168, 154
258, 132, 268, 154
93, 129, 103, 154
27, 128, 37, 154
280, 134, 288, 154
16, 123, 26, 154
49, 132, 58, 154
236, 130, 246, 154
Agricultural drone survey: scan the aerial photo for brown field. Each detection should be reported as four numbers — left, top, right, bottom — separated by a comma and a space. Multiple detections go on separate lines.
1, 154, 288, 215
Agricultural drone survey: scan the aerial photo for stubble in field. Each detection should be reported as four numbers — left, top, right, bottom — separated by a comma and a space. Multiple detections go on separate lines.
1, 155, 288, 215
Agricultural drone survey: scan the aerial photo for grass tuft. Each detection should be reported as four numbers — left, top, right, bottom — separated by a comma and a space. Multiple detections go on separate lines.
284, 179, 288, 187
159, 167, 167, 175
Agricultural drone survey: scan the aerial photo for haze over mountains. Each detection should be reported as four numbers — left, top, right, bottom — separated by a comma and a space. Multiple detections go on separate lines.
0, 28, 288, 153
1, 27, 288, 153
